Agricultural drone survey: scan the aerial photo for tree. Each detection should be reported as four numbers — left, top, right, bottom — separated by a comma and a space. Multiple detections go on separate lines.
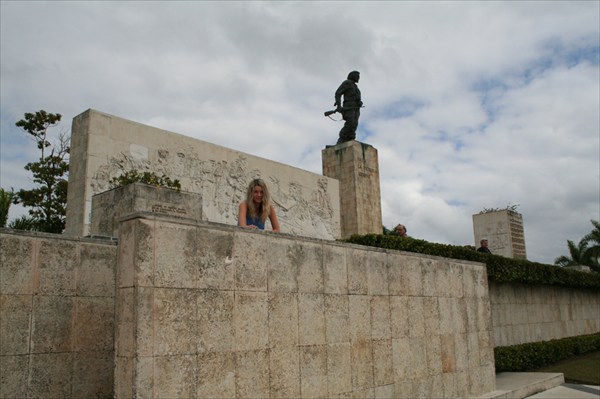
582, 220, 600, 268
0, 188, 13, 228
554, 221, 600, 273
554, 239, 593, 267
13, 110, 69, 233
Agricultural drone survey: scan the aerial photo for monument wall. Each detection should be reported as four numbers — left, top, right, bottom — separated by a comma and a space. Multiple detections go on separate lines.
472, 210, 527, 259
64, 109, 340, 240
3, 222, 600, 398
490, 282, 600, 347
0, 230, 116, 399
113, 213, 495, 399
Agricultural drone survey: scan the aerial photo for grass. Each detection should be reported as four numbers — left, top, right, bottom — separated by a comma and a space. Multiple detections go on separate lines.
534, 351, 600, 385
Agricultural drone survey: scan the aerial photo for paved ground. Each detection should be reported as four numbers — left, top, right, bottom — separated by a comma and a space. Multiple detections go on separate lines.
527, 383, 600, 398
482, 372, 600, 399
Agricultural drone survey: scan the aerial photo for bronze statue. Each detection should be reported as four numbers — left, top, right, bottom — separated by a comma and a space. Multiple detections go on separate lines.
325, 71, 363, 144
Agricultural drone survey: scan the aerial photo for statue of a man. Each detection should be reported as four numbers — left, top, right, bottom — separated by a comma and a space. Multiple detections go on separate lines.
334, 70, 362, 144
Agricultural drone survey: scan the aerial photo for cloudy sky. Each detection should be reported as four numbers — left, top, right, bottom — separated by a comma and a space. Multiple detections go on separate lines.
1, 1, 598, 264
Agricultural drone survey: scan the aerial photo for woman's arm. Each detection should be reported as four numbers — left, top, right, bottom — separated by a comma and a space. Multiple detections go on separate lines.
269, 205, 281, 232
238, 202, 257, 229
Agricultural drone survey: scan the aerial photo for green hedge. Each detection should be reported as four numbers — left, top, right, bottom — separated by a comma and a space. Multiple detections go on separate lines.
343, 234, 600, 290
494, 333, 600, 372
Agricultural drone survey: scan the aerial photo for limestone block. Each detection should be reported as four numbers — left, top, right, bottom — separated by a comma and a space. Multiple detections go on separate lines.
234, 291, 268, 351
479, 330, 494, 366
466, 332, 481, 370
374, 384, 395, 399
154, 288, 197, 355
28, 353, 73, 399
38, 239, 78, 295
197, 228, 235, 290
347, 248, 368, 295
268, 292, 299, 348
269, 347, 301, 398
233, 232, 268, 292
0, 294, 31, 355
388, 255, 423, 297
423, 297, 441, 337
114, 356, 133, 399
373, 339, 393, 386
298, 293, 326, 346
198, 290, 235, 353
392, 337, 410, 379
116, 220, 135, 288
408, 337, 427, 379
439, 262, 464, 299
393, 376, 414, 399
299, 345, 328, 397
440, 334, 456, 374
324, 294, 350, 344
154, 221, 197, 288
77, 243, 116, 297
453, 333, 468, 371
135, 286, 154, 356
133, 356, 153, 399
327, 343, 352, 395
407, 297, 425, 338
349, 295, 371, 343
197, 352, 236, 399
0, 234, 34, 294
266, 236, 299, 293
72, 351, 114, 399
421, 259, 437, 297
133, 219, 155, 287
153, 355, 196, 399
454, 369, 469, 398
0, 354, 28, 398
371, 296, 391, 340
235, 349, 270, 398
442, 372, 458, 398
73, 297, 114, 352
426, 335, 442, 375
31, 295, 73, 353
351, 337, 374, 389
292, 241, 324, 294
390, 297, 409, 339
323, 244, 347, 294
367, 251, 388, 296
115, 288, 134, 357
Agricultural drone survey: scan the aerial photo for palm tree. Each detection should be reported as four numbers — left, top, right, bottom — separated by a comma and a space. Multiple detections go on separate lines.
554, 221, 600, 272
554, 239, 592, 267
582, 220, 600, 266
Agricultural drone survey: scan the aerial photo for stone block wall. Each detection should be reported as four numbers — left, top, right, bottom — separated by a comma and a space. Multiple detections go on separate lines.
490, 282, 600, 347
114, 214, 495, 399
0, 230, 117, 399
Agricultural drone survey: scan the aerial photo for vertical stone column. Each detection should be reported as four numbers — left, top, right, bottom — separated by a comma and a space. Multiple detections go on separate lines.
322, 141, 382, 239
473, 209, 527, 259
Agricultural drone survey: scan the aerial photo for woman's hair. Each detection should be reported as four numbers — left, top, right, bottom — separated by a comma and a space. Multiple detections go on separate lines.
245, 178, 271, 222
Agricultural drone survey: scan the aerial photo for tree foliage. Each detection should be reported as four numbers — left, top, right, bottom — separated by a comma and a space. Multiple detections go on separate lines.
0, 188, 14, 228
554, 220, 600, 272
12, 110, 69, 233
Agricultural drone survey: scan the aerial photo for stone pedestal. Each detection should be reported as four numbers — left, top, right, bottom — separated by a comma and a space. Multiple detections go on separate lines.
322, 141, 382, 239
473, 209, 527, 259
90, 183, 203, 238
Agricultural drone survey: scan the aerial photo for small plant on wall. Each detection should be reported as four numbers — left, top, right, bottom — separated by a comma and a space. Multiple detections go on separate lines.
109, 169, 181, 192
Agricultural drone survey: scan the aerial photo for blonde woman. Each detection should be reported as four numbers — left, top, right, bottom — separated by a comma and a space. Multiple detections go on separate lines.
238, 179, 280, 232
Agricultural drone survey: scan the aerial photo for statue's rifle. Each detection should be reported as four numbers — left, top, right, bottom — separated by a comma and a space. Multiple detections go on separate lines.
323, 106, 364, 120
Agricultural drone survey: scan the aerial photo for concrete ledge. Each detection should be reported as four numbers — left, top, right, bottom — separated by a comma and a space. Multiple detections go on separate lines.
480, 372, 565, 399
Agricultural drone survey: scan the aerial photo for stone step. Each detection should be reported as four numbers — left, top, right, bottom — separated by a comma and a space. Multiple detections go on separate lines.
479, 372, 565, 399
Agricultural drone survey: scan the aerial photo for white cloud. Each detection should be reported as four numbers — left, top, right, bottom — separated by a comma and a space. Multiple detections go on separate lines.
1, 1, 598, 264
